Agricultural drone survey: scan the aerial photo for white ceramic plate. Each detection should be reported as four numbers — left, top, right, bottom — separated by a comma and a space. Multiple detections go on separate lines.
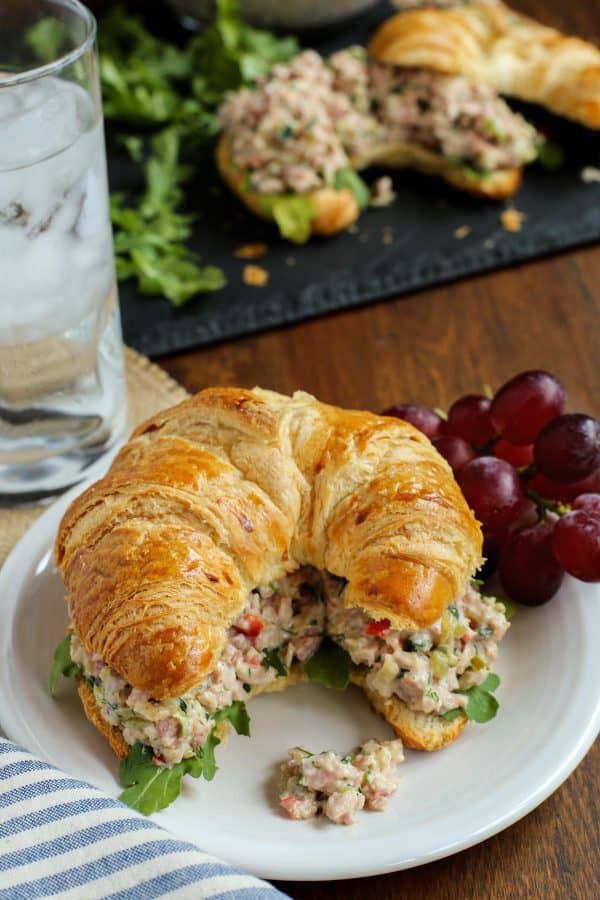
0, 480, 599, 881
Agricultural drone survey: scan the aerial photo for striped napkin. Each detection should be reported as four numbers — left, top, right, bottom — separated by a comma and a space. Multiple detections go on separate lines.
0, 739, 288, 900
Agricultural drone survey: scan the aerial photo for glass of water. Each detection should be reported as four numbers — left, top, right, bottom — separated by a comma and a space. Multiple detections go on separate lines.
0, 0, 126, 503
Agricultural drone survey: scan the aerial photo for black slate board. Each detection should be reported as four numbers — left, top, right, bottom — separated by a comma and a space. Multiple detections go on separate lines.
111, 1, 600, 358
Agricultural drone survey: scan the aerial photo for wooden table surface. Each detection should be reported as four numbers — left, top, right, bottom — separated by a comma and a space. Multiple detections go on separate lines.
105, 0, 599, 895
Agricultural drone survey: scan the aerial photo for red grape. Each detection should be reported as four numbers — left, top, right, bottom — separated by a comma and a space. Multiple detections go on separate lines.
499, 520, 564, 605
534, 414, 600, 483
483, 498, 539, 563
457, 456, 524, 531
528, 470, 600, 503
382, 404, 443, 439
490, 370, 565, 445
432, 435, 475, 474
494, 439, 534, 468
552, 511, 600, 581
445, 395, 494, 448
573, 494, 600, 517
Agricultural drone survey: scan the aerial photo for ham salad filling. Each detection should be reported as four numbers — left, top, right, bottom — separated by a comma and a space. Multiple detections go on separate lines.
279, 739, 405, 825
218, 47, 539, 198
70, 568, 509, 767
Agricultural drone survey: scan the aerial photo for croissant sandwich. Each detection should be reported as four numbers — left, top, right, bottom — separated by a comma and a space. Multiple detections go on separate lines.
217, 46, 541, 241
370, 2, 600, 130
54, 387, 511, 812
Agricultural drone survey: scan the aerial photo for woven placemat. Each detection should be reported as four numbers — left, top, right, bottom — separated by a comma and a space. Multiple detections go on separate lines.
0, 347, 189, 567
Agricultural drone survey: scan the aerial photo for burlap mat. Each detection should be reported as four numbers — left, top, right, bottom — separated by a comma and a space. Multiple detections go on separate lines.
0, 348, 189, 568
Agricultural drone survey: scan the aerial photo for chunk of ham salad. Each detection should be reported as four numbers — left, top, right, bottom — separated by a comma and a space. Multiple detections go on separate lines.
279, 739, 405, 825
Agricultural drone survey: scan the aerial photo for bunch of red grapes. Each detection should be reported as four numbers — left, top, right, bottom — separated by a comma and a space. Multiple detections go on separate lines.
383, 371, 600, 606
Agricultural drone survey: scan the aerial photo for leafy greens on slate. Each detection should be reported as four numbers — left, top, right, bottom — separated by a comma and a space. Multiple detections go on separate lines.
98, 0, 299, 306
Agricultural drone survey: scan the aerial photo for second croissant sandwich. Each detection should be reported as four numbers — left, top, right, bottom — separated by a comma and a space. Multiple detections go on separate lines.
217, 46, 541, 241
54, 387, 511, 812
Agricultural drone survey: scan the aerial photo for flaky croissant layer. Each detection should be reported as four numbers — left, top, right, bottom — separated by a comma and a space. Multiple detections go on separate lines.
55, 387, 482, 699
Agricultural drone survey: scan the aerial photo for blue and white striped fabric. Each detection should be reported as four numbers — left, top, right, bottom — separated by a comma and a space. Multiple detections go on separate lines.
0, 739, 288, 900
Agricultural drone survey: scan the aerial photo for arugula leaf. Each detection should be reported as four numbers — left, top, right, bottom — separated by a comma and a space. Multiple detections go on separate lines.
262, 647, 287, 677
49, 634, 82, 696
196, 731, 220, 781
189, 0, 299, 101
333, 168, 371, 210
118, 743, 204, 815
305, 640, 353, 690
260, 195, 316, 244
213, 700, 251, 736
443, 673, 501, 724
119, 702, 250, 813
98, 2, 299, 302
111, 129, 226, 305
26, 18, 69, 63
537, 140, 565, 172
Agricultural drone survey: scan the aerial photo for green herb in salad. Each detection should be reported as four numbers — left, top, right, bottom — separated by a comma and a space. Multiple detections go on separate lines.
305, 640, 353, 691
262, 647, 288, 677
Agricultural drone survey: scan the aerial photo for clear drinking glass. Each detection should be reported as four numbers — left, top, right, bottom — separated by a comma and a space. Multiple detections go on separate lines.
0, 0, 126, 503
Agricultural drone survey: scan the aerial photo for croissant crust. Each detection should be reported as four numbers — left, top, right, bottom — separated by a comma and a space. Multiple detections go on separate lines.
56, 387, 482, 700
369, 3, 600, 129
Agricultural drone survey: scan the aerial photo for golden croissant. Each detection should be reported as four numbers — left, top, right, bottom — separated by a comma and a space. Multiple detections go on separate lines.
369, 2, 600, 129
55, 387, 513, 786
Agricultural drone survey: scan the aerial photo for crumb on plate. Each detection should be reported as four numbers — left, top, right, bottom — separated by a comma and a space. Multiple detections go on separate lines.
235, 243, 269, 259
243, 264, 269, 286
581, 166, 600, 184
454, 225, 471, 240
500, 208, 526, 233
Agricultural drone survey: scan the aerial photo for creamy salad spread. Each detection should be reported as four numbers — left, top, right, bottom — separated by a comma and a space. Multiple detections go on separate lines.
218, 46, 539, 198
279, 740, 405, 825
370, 65, 538, 174
218, 49, 381, 195
70, 567, 509, 767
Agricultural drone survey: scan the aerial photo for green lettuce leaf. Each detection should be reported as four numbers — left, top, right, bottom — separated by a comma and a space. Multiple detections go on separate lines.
49, 634, 82, 696
443, 673, 501, 724
260, 195, 316, 244
305, 640, 353, 690
333, 168, 370, 210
